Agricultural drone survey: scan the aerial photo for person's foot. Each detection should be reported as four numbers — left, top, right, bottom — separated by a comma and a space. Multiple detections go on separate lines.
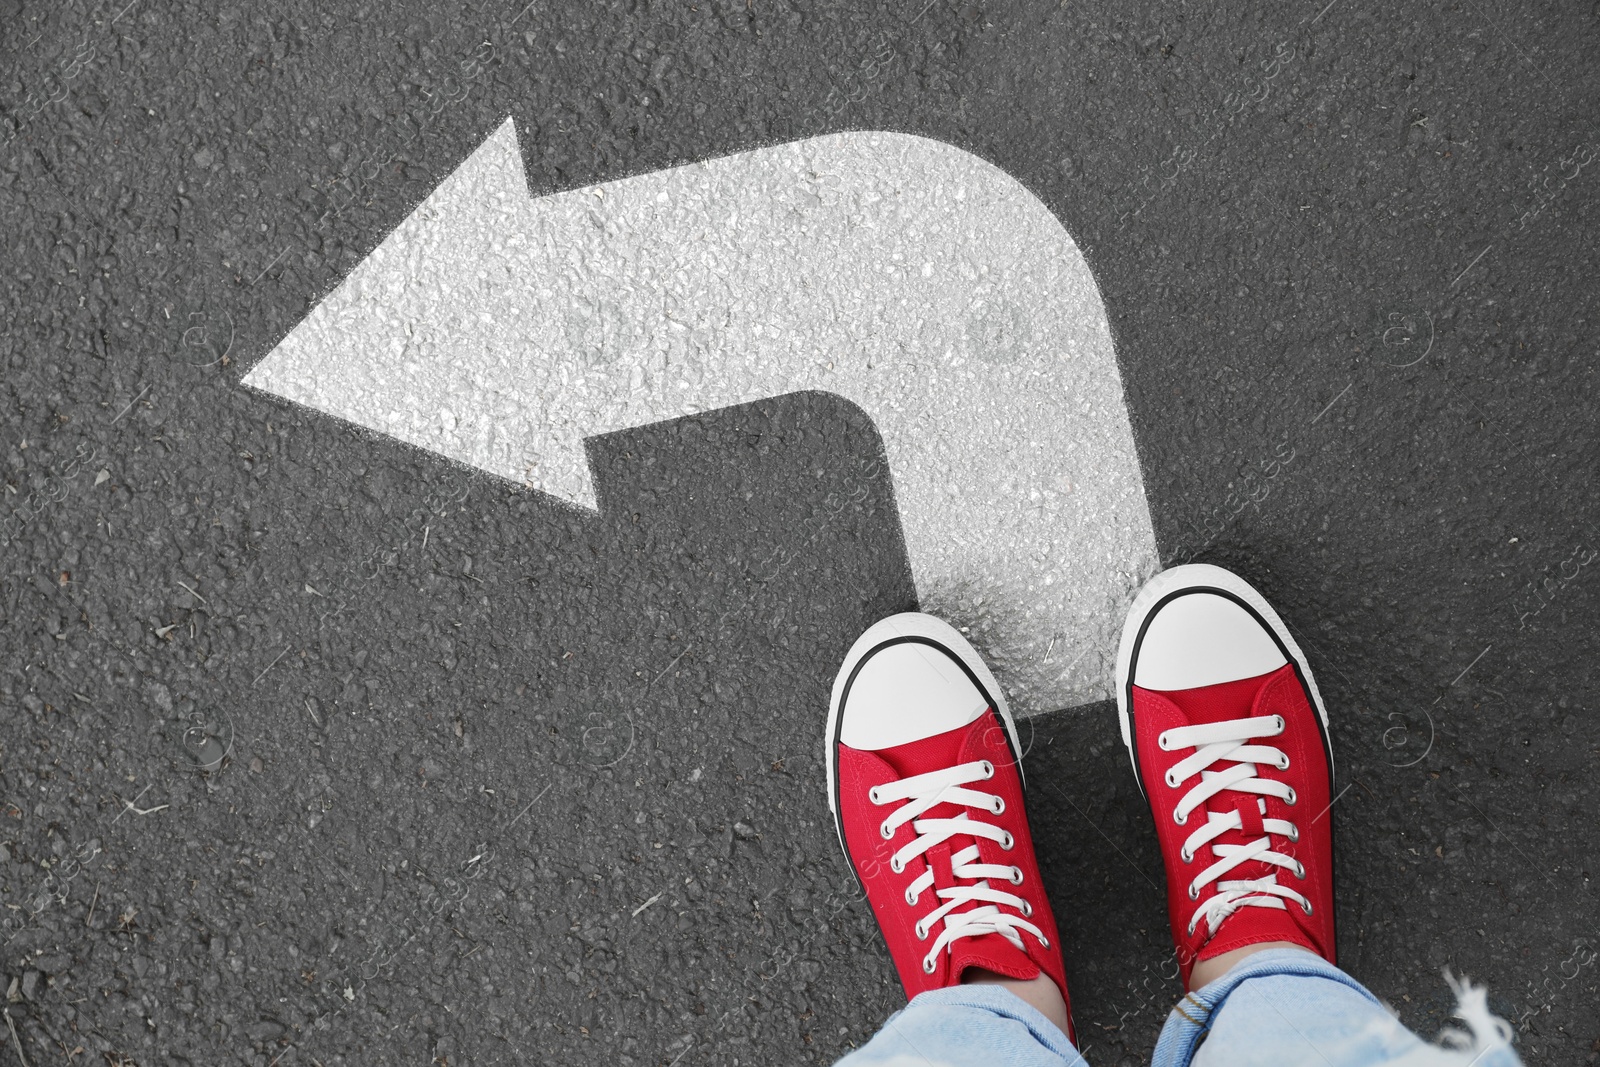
1116, 564, 1336, 988
827, 613, 1072, 1036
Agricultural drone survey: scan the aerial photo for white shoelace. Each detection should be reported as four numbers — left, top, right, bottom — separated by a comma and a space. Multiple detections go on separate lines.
869, 759, 1048, 975
1158, 714, 1311, 940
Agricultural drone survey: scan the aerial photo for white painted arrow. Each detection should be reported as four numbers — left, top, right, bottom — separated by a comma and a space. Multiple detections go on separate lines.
245, 119, 1157, 713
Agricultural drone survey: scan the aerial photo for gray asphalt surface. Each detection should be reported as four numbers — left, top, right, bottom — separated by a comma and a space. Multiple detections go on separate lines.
2, 1, 1597, 1065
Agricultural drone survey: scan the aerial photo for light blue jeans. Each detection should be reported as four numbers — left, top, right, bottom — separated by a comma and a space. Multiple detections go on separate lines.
836, 950, 1522, 1067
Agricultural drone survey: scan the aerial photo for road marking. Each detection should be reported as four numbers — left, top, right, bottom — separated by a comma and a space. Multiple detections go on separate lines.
245, 119, 1157, 712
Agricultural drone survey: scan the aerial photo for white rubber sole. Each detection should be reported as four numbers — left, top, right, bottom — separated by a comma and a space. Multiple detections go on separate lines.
1113, 564, 1332, 792
825, 611, 1021, 855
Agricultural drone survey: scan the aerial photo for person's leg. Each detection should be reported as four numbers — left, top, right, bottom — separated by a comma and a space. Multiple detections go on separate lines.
1156, 948, 1520, 1067
834, 985, 1086, 1067
1113, 565, 1522, 1067
1186, 940, 1306, 990
965, 969, 1071, 1033
826, 613, 1086, 1066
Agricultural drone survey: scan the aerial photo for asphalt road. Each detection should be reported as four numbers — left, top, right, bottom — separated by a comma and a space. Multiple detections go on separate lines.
2, 1, 1597, 1065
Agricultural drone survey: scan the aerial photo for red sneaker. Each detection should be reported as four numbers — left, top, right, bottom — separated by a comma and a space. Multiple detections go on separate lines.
1115, 564, 1336, 987
827, 613, 1072, 1036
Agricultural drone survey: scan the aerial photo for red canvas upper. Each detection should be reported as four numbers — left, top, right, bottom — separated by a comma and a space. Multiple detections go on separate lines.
835, 707, 1072, 1037
1130, 664, 1335, 985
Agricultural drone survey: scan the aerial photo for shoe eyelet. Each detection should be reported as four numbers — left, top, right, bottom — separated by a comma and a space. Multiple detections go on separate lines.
1158, 732, 1172, 751
1288, 825, 1300, 842
1277, 755, 1290, 771
1164, 770, 1180, 788
906, 888, 917, 905
923, 957, 937, 974
1187, 884, 1200, 901
1302, 900, 1314, 916
1273, 715, 1285, 733
880, 822, 894, 840
890, 857, 904, 874
1021, 900, 1033, 917
991, 797, 1006, 815
869, 786, 884, 804
1284, 787, 1298, 806
1000, 831, 1015, 851
1009, 867, 1024, 885
1294, 861, 1306, 880
1039, 936, 1050, 949
1179, 848, 1192, 863
1173, 810, 1188, 827
914, 921, 927, 940
980, 760, 995, 779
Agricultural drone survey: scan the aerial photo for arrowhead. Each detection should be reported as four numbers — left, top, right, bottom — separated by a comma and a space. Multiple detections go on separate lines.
244, 117, 601, 511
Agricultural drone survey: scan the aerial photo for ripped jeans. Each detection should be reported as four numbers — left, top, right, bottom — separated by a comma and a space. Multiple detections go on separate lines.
835, 949, 1522, 1067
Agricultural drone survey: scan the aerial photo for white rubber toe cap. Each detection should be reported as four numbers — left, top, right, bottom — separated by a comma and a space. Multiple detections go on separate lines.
829, 611, 1013, 754
837, 639, 989, 751
1131, 590, 1287, 691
